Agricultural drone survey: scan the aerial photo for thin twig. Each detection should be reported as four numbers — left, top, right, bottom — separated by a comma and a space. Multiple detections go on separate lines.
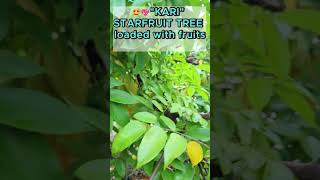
68, 44, 92, 75
164, 129, 210, 148
150, 154, 164, 180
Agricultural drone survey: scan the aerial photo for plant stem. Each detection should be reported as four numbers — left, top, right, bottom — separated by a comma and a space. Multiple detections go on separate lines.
150, 154, 164, 180
164, 129, 210, 148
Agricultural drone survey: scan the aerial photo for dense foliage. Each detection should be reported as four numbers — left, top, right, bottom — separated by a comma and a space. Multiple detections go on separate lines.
0, 0, 108, 180
110, 0, 211, 179
213, 0, 320, 179
110, 50, 210, 179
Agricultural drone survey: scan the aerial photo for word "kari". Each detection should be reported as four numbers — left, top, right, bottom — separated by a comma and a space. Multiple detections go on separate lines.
150, 7, 185, 16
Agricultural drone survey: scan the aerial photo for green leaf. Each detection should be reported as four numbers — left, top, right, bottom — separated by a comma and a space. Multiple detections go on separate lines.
278, 9, 320, 34
174, 172, 186, 180
191, 113, 202, 123
152, 100, 164, 112
110, 103, 129, 127
228, 4, 253, 25
110, 89, 138, 104
190, 67, 201, 86
212, 5, 228, 26
235, 114, 253, 145
160, 115, 176, 131
300, 136, 320, 161
0, 0, 9, 41
275, 83, 316, 127
0, 50, 44, 80
151, 60, 159, 76
0, 88, 91, 134
243, 148, 266, 170
259, 13, 290, 78
156, 95, 168, 106
162, 169, 175, 180
133, 112, 157, 124
213, 25, 232, 48
112, 120, 147, 155
273, 121, 304, 139
110, 78, 123, 88
78, 0, 106, 41
74, 159, 107, 180
54, 1, 76, 19
75, 106, 108, 134
196, 88, 209, 101
198, 64, 210, 73
247, 78, 272, 111
115, 159, 126, 177
214, 110, 235, 141
164, 133, 187, 169
184, 163, 195, 180
212, 61, 224, 78
186, 128, 210, 142
173, 163, 194, 180
13, 6, 52, 52
135, 96, 154, 110
237, 22, 265, 56
143, 162, 154, 176
187, 86, 195, 97
137, 125, 167, 168
170, 103, 181, 113
0, 126, 65, 180
133, 52, 147, 74
263, 161, 295, 180
171, 159, 185, 171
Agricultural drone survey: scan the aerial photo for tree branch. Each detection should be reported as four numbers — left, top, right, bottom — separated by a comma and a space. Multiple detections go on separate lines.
150, 154, 164, 180
164, 129, 209, 148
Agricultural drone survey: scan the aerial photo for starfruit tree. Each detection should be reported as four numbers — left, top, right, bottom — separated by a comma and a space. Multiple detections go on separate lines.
110, 46, 210, 180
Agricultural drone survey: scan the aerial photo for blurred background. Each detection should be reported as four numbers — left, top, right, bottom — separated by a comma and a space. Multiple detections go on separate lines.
0, 0, 108, 180
212, 0, 320, 179
1, 0, 320, 179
